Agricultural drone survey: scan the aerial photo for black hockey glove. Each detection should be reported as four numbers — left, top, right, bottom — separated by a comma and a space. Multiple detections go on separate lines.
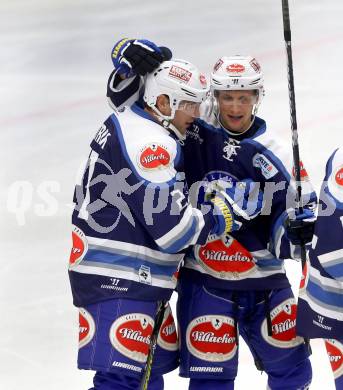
284, 209, 316, 245
111, 38, 172, 77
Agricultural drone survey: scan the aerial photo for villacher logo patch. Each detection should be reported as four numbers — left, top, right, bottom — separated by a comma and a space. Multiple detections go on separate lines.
158, 305, 178, 351
196, 236, 256, 279
69, 225, 87, 269
186, 315, 237, 362
110, 313, 154, 362
138, 143, 171, 170
325, 339, 343, 379
79, 308, 95, 349
261, 298, 304, 348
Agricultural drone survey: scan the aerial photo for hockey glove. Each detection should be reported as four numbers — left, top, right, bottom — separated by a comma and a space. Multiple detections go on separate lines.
284, 208, 316, 245
205, 179, 264, 236
111, 38, 172, 77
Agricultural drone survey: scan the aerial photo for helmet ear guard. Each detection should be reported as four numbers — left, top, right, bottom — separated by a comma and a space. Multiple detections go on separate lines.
200, 93, 218, 119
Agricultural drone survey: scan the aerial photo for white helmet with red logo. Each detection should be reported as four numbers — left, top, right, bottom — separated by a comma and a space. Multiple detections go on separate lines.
210, 55, 265, 106
208, 55, 265, 132
144, 59, 209, 120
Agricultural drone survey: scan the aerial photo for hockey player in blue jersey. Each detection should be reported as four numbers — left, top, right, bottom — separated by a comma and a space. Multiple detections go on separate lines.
69, 40, 265, 390
296, 147, 343, 389
107, 39, 317, 390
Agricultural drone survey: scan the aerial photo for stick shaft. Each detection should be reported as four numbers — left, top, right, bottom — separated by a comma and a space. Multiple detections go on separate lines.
140, 300, 167, 390
281, 0, 307, 263
281, 0, 303, 212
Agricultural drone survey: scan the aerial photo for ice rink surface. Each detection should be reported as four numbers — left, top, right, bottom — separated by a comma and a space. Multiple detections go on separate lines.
1, 0, 342, 388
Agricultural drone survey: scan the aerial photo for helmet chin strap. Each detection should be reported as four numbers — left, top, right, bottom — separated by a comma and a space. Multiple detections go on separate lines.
150, 104, 174, 121
148, 103, 186, 141
161, 119, 186, 141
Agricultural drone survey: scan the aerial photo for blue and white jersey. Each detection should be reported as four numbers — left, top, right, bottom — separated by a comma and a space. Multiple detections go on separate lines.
69, 104, 215, 307
297, 147, 343, 339
106, 73, 317, 291
181, 117, 316, 291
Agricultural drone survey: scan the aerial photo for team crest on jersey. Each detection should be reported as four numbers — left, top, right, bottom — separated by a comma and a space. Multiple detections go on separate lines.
261, 298, 304, 348
325, 339, 343, 379
79, 308, 95, 349
69, 225, 88, 269
198, 170, 238, 206
292, 161, 309, 181
110, 313, 154, 363
157, 305, 178, 351
138, 143, 171, 170
186, 315, 237, 362
223, 139, 241, 162
253, 153, 278, 179
226, 64, 245, 74
195, 235, 256, 279
169, 65, 192, 83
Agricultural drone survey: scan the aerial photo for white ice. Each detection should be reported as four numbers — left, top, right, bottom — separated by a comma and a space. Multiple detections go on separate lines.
1, 0, 342, 389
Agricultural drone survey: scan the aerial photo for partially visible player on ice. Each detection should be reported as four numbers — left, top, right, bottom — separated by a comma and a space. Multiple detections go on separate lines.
297, 147, 343, 390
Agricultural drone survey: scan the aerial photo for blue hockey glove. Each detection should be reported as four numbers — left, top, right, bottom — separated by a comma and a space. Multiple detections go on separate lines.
204, 179, 264, 236
284, 208, 316, 245
111, 38, 172, 77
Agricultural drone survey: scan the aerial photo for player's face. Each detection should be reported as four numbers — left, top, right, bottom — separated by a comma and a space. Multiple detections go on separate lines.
156, 96, 199, 134
216, 90, 257, 133
171, 109, 195, 134
172, 100, 201, 134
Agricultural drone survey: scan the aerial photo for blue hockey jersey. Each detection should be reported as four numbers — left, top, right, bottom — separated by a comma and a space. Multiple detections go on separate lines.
69, 104, 216, 307
297, 147, 343, 339
106, 73, 317, 291
181, 116, 316, 291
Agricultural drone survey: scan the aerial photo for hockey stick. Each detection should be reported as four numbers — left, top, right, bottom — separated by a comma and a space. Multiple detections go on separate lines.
140, 300, 168, 390
281, 0, 307, 267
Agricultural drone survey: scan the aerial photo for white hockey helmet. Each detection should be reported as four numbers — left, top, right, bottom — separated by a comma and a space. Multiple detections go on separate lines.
144, 59, 209, 120
210, 55, 265, 106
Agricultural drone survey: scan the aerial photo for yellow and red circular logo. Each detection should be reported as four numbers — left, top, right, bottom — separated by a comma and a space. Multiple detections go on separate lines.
138, 143, 171, 170
186, 315, 237, 362
261, 298, 304, 348
110, 313, 154, 362
69, 226, 87, 269
79, 308, 95, 349
195, 236, 256, 279
325, 339, 343, 379
157, 305, 178, 351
